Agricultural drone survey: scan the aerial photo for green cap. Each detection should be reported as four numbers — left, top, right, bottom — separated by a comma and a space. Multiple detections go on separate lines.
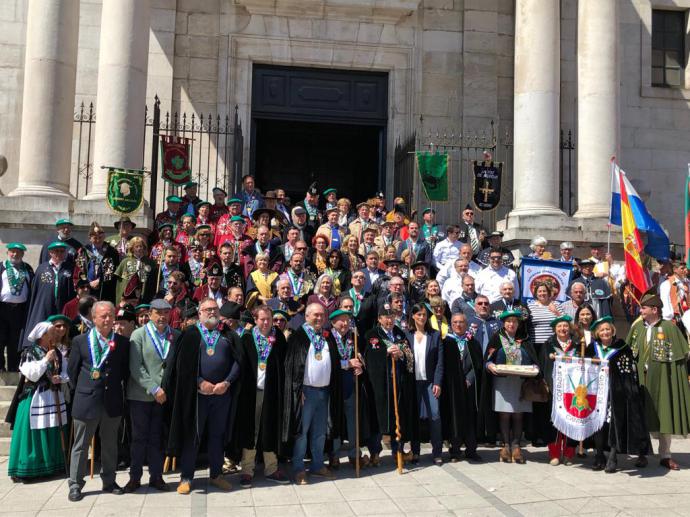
323, 188, 337, 196
422, 207, 435, 215
195, 224, 212, 233
55, 218, 73, 226
227, 197, 242, 205
47, 314, 72, 325
273, 309, 290, 320
184, 181, 198, 189
6, 242, 26, 251
550, 314, 573, 328
197, 200, 211, 208
590, 315, 614, 332
47, 241, 69, 250
166, 195, 182, 203
158, 223, 174, 232
329, 309, 353, 320
499, 309, 523, 321
135, 304, 151, 312
230, 215, 245, 223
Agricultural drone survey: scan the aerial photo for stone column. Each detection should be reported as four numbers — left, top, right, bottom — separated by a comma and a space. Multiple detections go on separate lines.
574, 0, 619, 219
510, 0, 562, 216
86, 0, 151, 199
10, 0, 79, 197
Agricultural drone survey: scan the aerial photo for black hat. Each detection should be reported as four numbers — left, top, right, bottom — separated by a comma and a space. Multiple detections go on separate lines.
114, 216, 136, 230
182, 302, 198, 320
219, 301, 242, 320
307, 182, 318, 196
488, 231, 504, 238
383, 259, 403, 267
251, 208, 278, 221
464, 203, 473, 211
411, 261, 428, 270
240, 310, 255, 326
375, 191, 385, 199
115, 304, 136, 322
206, 262, 222, 277
378, 303, 395, 317
75, 278, 90, 289
578, 259, 595, 267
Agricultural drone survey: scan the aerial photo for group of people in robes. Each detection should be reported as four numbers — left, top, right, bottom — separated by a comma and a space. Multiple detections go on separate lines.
3, 175, 690, 501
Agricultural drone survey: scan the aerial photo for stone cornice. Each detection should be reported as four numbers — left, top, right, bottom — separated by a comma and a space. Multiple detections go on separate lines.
233, 0, 420, 24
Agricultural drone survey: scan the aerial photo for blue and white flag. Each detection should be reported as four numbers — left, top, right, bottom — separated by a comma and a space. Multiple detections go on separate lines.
519, 258, 573, 303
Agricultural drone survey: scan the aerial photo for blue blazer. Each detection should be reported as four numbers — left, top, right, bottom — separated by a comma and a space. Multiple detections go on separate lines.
404, 329, 444, 387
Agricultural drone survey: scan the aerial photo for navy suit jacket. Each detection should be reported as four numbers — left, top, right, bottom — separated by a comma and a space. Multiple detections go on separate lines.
68, 332, 130, 420
404, 329, 444, 387
361, 267, 384, 294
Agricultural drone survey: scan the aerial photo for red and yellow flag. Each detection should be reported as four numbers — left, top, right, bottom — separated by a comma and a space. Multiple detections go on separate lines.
619, 171, 649, 296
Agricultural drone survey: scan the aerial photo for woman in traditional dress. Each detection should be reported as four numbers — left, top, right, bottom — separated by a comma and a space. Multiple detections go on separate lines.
540, 315, 590, 466
245, 252, 278, 309
114, 236, 157, 305
306, 274, 339, 317
47, 314, 73, 406
590, 316, 650, 473
6, 322, 69, 481
323, 249, 350, 296
481, 310, 539, 464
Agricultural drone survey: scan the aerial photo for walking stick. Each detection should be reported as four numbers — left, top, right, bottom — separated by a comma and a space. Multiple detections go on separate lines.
163, 456, 170, 473
90, 436, 95, 479
354, 328, 360, 478
155, 252, 163, 294
49, 344, 69, 475
391, 356, 403, 475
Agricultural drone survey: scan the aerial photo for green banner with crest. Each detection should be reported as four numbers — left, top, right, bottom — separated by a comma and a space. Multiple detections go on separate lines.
106, 168, 145, 215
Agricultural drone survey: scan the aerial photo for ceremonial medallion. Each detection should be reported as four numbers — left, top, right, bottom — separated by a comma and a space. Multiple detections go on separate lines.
259, 363, 266, 370
91, 370, 101, 380
207, 348, 215, 356
315, 353, 322, 361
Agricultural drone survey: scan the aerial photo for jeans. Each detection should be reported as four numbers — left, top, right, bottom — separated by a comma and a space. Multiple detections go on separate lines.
411, 380, 442, 457
129, 400, 165, 482
292, 386, 329, 473
332, 387, 357, 459
180, 392, 231, 481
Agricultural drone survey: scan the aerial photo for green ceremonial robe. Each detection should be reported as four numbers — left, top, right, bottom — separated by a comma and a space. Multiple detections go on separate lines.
626, 319, 690, 435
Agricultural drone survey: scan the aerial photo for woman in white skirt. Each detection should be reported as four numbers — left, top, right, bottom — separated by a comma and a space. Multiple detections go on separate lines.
483, 310, 539, 464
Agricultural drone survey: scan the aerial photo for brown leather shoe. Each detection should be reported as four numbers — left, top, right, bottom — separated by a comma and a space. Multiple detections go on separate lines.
512, 446, 526, 464
295, 471, 308, 485
349, 454, 370, 468
310, 467, 336, 480
660, 458, 680, 470
328, 455, 340, 470
499, 446, 512, 463
369, 454, 381, 467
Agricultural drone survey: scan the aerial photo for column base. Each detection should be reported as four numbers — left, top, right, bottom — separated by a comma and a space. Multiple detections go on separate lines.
572, 207, 610, 220
82, 191, 107, 201
8, 185, 73, 198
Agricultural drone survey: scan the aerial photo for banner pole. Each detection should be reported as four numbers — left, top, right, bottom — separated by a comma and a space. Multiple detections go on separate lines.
607, 157, 616, 255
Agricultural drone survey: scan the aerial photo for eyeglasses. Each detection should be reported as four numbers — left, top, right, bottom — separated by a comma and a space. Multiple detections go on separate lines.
200, 307, 219, 313
475, 301, 489, 306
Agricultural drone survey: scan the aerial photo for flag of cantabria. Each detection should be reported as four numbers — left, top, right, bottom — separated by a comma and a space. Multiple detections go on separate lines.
416, 151, 449, 202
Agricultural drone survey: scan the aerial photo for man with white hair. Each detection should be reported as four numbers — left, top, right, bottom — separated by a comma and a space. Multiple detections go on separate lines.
283, 303, 343, 485
561, 281, 587, 318
474, 249, 519, 304
441, 258, 470, 305
68, 301, 130, 502
436, 243, 481, 286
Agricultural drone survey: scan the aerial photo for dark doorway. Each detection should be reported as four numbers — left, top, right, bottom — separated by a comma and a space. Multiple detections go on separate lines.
253, 119, 382, 203
250, 65, 388, 202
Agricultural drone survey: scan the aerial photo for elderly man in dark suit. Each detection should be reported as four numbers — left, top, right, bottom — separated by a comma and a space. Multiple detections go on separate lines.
67, 301, 130, 502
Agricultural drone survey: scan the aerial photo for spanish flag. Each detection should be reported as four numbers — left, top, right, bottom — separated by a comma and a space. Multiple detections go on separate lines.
618, 167, 649, 296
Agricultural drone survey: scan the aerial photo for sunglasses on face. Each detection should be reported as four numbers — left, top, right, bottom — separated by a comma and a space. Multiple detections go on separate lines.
475, 301, 489, 306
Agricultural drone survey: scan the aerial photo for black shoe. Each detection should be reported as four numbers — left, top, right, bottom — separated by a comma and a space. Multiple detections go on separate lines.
123, 479, 141, 493
68, 486, 83, 502
635, 455, 648, 468
592, 455, 606, 471
465, 451, 483, 463
102, 482, 124, 495
149, 478, 170, 492
604, 456, 617, 474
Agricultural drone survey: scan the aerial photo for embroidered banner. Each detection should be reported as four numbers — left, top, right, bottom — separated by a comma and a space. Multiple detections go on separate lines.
551, 356, 609, 441
519, 258, 573, 303
106, 168, 144, 214
161, 135, 192, 185
472, 161, 502, 211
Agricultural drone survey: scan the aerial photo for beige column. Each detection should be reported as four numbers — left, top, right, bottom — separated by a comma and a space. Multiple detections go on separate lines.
574, 0, 619, 219
510, 0, 562, 216
10, 0, 79, 197
86, 0, 151, 199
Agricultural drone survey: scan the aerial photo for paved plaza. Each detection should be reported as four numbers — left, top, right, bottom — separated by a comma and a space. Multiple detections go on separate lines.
3, 438, 690, 517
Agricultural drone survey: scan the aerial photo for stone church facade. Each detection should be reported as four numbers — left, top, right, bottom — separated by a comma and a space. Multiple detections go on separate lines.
0, 0, 689, 261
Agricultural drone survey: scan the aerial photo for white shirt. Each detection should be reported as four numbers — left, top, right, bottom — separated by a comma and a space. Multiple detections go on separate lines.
436, 259, 481, 287
474, 266, 518, 304
659, 278, 689, 321
1, 268, 29, 303
441, 272, 465, 305
257, 363, 266, 390
432, 239, 461, 269
304, 341, 331, 388
208, 288, 225, 307
413, 334, 428, 381
366, 267, 380, 284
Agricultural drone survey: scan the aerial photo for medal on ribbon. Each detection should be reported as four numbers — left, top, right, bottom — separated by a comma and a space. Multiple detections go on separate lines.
145, 322, 172, 360
4, 260, 28, 296
252, 328, 274, 370
197, 323, 221, 356
288, 270, 304, 301
303, 324, 326, 360
88, 328, 114, 379
594, 341, 619, 361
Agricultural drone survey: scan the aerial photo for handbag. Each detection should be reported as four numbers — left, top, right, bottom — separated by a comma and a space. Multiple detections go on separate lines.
520, 378, 549, 403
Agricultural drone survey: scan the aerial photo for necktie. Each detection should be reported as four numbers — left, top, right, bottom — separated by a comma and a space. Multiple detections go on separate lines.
468, 226, 480, 254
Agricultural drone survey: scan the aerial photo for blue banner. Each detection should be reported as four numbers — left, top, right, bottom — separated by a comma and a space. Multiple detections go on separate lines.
519, 258, 574, 303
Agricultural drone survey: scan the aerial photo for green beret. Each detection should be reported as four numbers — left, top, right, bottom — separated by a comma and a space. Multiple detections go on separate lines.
550, 314, 573, 328
329, 309, 353, 320
273, 309, 290, 320
499, 309, 523, 321
227, 197, 242, 205
135, 304, 151, 312
323, 188, 337, 196
55, 218, 73, 226
197, 200, 211, 208
422, 207, 435, 215
47, 314, 72, 325
166, 195, 182, 203
590, 315, 614, 332
158, 223, 174, 231
47, 241, 69, 250
184, 181, 198, 189
6, 242, 26, 251
230, 215, 245, 223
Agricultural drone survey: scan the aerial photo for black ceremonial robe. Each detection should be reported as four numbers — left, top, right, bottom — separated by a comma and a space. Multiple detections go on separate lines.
281, 326, 343, 451
230, 330, 286, 458
362, 326, 419, 442
598, 338, 651, 455
440, 334, 483, 444
20, 261, 75, 349
162, 325, 241, 456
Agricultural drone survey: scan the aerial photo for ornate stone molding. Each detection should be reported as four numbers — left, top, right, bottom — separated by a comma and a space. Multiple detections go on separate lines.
233, 0, 420, 24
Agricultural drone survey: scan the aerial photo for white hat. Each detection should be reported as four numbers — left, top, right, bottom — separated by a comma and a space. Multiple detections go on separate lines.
28, 322, 53, 343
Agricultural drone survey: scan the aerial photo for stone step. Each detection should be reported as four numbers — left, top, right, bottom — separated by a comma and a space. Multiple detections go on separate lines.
0, 372, 20, 386
0, 437, 10, 456
0, 386, 15, 402
0, 422, 11, 438
0, 402, 12, 420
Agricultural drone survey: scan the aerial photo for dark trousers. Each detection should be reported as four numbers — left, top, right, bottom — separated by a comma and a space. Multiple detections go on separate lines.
129, 399, 164, 482
412, 380, 442, 457
69, 411, 121, 490
0, 302, 26, 371
180, 392, 231, 481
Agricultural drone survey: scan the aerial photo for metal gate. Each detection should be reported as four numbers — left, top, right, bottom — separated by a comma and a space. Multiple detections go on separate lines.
71, 95, 243, 215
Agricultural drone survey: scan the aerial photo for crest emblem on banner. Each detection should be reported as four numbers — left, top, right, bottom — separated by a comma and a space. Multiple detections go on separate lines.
472, 160, 502, 211
106, 168, 144, 215
161, 135, 192, 185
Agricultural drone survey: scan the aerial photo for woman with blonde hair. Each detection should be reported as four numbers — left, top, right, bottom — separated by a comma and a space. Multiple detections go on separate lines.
114, 236, 157, 305
245, 252, 278, 308
336, 198, 352, 227
342, 235, 364, 272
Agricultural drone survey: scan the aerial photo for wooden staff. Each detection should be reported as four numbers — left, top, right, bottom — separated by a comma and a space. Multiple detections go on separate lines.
163, 456, 170, 473
49, 343, 69, 475
155, 250, 164, 294
578, 334, 586, 456
354, 327, 360, 478
90, 436, 95, 479
391, 356, 403, 475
